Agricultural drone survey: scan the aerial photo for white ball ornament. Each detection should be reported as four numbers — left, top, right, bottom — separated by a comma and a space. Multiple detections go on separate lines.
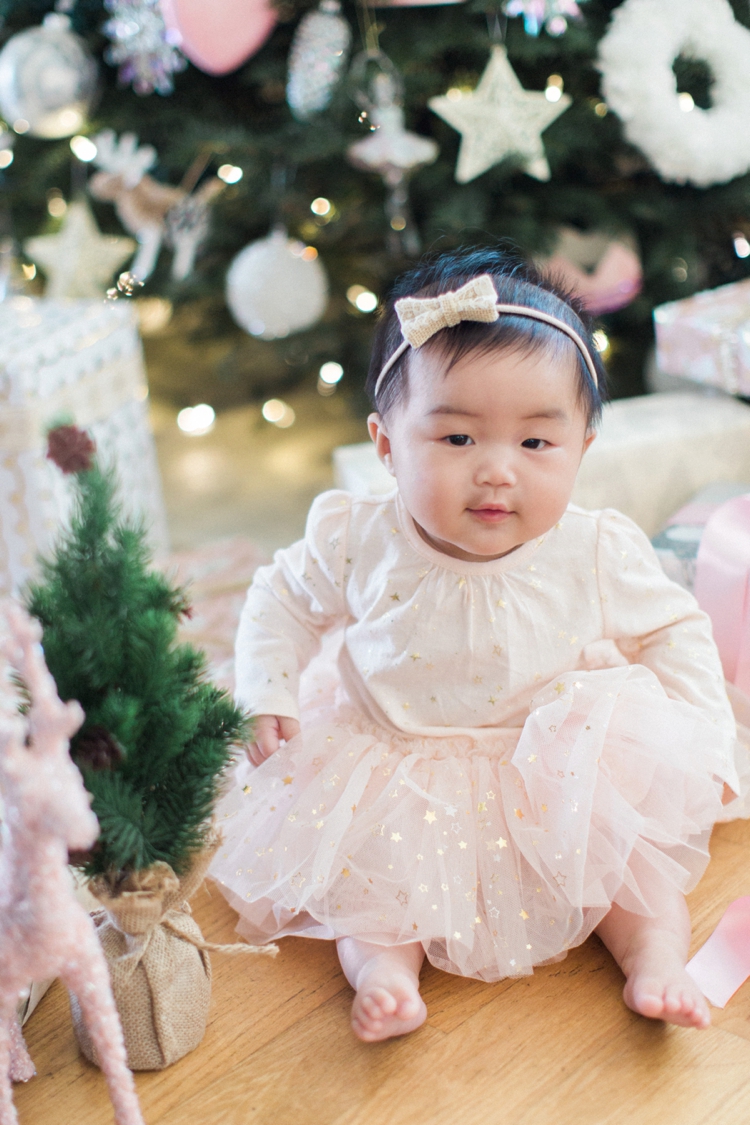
225, 228, 329, 340
0, 14, 98, 139
598, 0, 750, 188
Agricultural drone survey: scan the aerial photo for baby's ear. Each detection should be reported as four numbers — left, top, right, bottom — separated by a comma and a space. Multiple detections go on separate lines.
367, 413, 395, 476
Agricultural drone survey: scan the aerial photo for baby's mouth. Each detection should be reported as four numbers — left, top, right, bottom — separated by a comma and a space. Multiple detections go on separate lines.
468, 505, 513, 523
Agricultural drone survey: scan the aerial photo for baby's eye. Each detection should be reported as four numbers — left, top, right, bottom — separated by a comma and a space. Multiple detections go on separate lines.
521, 438, 547, 450
446, 434, 473, 446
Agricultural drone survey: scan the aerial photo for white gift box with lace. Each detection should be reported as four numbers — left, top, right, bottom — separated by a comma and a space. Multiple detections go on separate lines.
0, 296, 168, 597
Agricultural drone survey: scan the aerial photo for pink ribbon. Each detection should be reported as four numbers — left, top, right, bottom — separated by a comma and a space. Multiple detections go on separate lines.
687, 897, 750, 1008
693, 494, 750, 696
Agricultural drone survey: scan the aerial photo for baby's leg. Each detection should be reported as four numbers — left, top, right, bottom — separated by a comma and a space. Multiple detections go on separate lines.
596, 885, 710, 1029
336, 937, 427, 1042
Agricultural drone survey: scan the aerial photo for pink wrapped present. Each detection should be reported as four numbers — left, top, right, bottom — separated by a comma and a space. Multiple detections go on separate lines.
694, 494, 750, 697
654, 278, 750, 396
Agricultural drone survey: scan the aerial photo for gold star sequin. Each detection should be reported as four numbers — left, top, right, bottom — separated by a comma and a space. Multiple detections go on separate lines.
473, 674, 483, 684
391, 592, 400, 601
486, 790, 496, 800
514, 808, 524, 820
419, 883, 428, 892
496, 837, 508, 849
430, 695, 437, 703
496, 599, 506, 608
458, 578, 466, 588
341, 868, 351, 877
242, 785, 252, 795
391, 832, 403, 842
316, 820, 324, 829
459, 840, 468, 849
541, 804, 548, 813
554, 682, 565, 694
520, 909, 529, 920
454, 931, 462, 939
282, 775, 294, 786
478, 801, 487, 813
527, 754, 537, 763
424, 810, 437, 824
413, 922, 419, 931
488, 696, 497, 705
493, 645, 503, 656
410, 653, 421, 661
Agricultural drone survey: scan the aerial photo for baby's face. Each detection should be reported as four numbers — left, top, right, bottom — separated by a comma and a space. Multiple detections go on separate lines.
368, 344, 595, 562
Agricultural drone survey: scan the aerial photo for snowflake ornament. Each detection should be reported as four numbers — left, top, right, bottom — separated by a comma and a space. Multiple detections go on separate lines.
92, 128, 156, 187
503, 0, 586, 37
103, 0, 186, 95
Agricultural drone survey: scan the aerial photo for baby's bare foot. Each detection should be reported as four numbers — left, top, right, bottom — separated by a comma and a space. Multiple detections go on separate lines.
351, 959, 427, 1042
622, 939, 710, 1030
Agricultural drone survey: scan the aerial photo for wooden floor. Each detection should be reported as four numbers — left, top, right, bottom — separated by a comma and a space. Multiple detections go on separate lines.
14, 816, 750, 1125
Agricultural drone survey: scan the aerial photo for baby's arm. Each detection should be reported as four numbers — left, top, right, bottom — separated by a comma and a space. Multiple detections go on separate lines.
236, 491, 351, 761
596, 509, 735, 732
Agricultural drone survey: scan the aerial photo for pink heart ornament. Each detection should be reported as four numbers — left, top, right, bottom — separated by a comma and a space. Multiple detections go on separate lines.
160, 0, 276, 75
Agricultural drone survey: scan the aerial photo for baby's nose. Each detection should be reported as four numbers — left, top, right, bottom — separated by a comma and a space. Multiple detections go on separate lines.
476, 450, 517, 487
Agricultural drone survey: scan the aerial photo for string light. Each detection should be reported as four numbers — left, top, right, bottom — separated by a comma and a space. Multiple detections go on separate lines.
319, 361, 343, 384
678, 92, 695, 113
594, 102, 608, 117
346, 284, 377, 312
177, 404, 215, 435
592, 330, 610, 356
545, 75, 564, 103
217, 164, 243, 184
262, 399, 296, 428
13, 119, 29, 134
0, 149, 12, 169
70, 135, 97, 161
21, 263, 36, 280
47, 190, 67, 218
311, 197, 331, 215
733, 233, 750, 259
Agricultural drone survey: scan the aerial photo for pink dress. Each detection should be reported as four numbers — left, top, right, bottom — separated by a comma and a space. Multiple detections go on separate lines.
210, 490, 746, 982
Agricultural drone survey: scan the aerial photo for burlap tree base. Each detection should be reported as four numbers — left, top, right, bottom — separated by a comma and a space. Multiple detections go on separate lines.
72, 839, 276, 1070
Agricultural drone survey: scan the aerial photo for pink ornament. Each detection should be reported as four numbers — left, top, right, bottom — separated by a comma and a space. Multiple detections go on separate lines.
0, 604, 144, 1125
160, 0, 276, 75
540, 232, 642, 315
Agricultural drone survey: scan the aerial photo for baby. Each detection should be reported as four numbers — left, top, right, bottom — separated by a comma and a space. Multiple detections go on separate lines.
211, 249, 745, 1042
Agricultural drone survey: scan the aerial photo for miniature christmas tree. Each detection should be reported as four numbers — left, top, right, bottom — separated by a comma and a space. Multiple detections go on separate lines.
25, 424, 248, 884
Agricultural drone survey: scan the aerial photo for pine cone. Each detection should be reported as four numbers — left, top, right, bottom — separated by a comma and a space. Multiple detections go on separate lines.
74, 724, 124, 771
46, 425, 96, 474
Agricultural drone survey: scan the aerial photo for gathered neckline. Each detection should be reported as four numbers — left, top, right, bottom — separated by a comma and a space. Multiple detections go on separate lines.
394, 492, 543, 576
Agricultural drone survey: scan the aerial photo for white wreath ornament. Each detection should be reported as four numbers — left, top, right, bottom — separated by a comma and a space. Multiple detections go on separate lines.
597, 0, 750, 187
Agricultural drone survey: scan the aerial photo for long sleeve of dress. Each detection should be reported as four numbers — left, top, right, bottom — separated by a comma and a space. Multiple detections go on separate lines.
234, 491, 351, 718
596, 508, 736, 735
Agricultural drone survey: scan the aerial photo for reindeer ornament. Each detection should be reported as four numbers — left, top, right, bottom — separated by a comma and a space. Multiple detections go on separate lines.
0, 604, 144, 1125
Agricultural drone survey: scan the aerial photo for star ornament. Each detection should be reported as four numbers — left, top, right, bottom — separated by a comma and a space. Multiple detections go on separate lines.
24, 198, 135, 299
428, 46, 571, 184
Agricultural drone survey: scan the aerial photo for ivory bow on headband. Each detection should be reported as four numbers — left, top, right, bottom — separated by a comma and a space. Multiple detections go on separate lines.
375, 273, 599, 394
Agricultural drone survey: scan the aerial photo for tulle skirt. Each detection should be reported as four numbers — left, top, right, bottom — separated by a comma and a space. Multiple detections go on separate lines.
210, 665, 738, 982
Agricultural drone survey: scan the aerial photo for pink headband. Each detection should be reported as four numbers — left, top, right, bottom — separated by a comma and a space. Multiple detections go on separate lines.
374, 274, 599, 397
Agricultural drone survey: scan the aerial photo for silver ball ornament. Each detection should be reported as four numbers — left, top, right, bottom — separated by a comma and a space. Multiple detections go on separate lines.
0, 14, 98, 139
226, 228, 329, 340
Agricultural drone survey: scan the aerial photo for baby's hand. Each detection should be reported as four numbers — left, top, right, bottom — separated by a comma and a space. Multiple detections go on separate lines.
247, 714, 301, 766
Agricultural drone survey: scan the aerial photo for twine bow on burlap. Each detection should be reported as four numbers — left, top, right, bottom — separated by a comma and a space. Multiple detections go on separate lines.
72, 837, 276, 1071
394, 274, 500, 348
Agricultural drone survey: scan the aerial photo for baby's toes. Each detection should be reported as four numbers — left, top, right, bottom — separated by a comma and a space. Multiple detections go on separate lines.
364, 987, 397, 1018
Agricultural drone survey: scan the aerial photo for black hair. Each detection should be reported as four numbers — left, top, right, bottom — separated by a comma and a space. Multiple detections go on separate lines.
366, 247, 608, 427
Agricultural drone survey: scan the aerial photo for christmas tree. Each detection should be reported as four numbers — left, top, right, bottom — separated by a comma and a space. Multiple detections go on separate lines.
25, 425, 248, 883
1, 0, 749, 407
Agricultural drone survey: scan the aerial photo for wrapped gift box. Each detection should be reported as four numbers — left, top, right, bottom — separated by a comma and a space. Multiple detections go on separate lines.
0, 296, 168, 597
654, 278, 750, 396
334, 393, 750, 537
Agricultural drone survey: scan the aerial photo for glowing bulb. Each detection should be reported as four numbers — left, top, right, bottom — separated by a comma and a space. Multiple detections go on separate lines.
177, 404, 215, 435
13, 119, 29, 134
301, 245, 318, 261
355, 290, 378, 313
311, 197, 331, 215
319, 361, 344, 385
21, 263, 36, 280
546, 74, 564, 89
446, 87, 463, 101
47, 196, 67, 218
678, 92, 695, 113
70, 135, 97, 161
734, 233, 750, 259
262, 399, 296, 427
592, 330, 610, 355
594, 101, 608, 117
0, 149, 12, 169
218, 164, 243, 184
390, 216, 406, 231
545, 86, 562, 103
